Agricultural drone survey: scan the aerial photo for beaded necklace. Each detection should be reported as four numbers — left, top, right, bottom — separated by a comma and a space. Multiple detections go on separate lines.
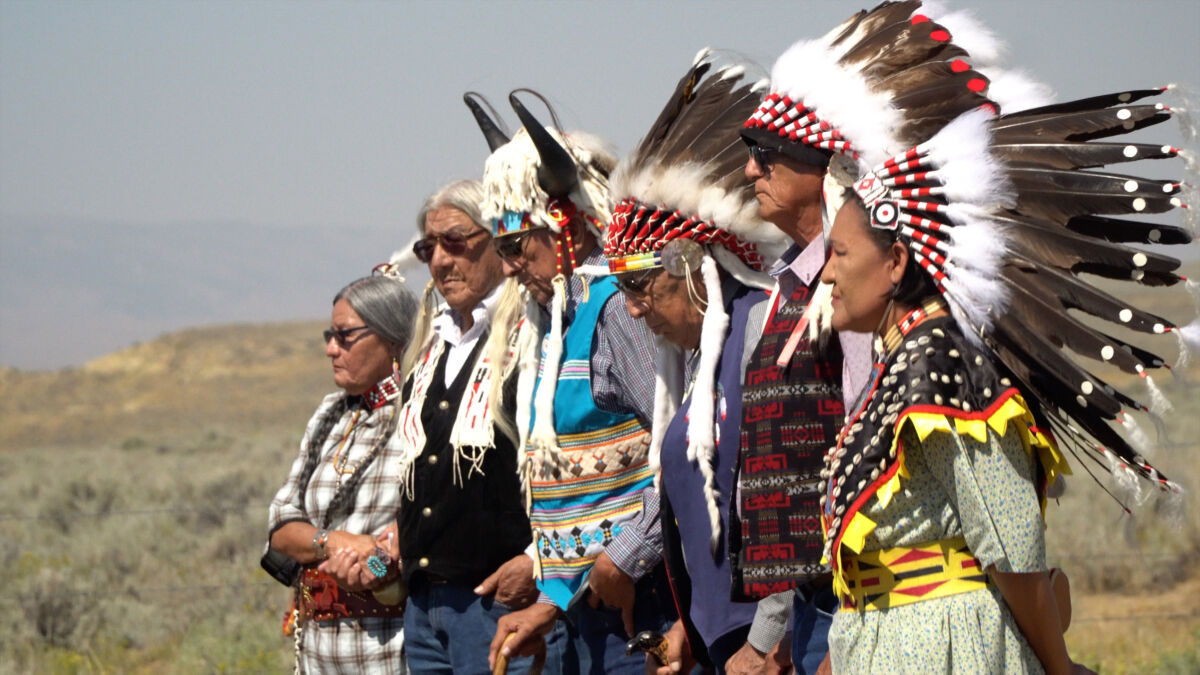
328, 375, 402, 486
330, 409, 363, 484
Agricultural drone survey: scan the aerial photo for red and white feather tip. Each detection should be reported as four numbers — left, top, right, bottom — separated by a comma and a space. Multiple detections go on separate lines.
745, 4, 997, 172
607, 48, 786, 288
852, 107, 1015, 337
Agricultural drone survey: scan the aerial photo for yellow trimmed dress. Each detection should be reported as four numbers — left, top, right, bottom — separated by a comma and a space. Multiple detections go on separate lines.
821, 309, 1069, 674
829, 420, 1048, 673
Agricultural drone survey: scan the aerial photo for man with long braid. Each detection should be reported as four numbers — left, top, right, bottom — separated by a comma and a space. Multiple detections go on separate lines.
467, 94, 677, 673
386, 179, 538, 674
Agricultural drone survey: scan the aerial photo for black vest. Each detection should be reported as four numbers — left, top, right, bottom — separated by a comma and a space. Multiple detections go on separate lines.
397, 338, 531, 587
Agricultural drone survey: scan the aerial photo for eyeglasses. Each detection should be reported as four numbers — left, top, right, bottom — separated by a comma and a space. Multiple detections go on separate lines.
412, 229, 487, 263
493, 229, 539, 262
614, 267, 664, 299
323, 325, 372, 348
748, 144, 776, 172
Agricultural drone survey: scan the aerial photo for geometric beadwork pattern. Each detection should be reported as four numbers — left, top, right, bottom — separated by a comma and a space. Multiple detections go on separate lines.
842, 536, 989, 611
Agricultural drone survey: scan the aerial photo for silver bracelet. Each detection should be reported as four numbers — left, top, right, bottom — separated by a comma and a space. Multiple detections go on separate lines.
312, 528, 329, 560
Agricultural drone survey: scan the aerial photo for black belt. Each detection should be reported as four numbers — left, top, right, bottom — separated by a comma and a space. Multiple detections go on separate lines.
795, 572, 833, 600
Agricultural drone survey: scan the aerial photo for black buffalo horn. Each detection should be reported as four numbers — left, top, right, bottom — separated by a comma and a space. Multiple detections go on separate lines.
463, 92, 510, 152
509, 90, 578, 198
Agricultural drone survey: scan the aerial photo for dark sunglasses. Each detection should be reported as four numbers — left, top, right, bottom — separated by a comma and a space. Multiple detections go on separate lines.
493, 229, 538, 262
613, 267, 663, 299
748, 144, 776, 171
412, 229, 487, 263
323, 325, 372, 348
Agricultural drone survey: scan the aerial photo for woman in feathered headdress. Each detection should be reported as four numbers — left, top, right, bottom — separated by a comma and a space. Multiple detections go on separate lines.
737, 1, 1020, 670
818, 74, 1194, 671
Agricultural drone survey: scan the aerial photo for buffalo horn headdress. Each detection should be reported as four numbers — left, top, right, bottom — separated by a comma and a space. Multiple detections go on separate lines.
469, 91, 617, 460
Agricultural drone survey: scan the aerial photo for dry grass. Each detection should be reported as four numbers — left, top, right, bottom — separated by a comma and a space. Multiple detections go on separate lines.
0, 321, 333, 671
0, 320, 330, 448
1, 278, 1198, 671
0, 431, 300, 671
1066, 572, 1200, 673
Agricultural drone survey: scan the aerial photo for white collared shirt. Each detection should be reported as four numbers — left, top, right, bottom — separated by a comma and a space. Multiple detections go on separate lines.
431, 283, 504, 387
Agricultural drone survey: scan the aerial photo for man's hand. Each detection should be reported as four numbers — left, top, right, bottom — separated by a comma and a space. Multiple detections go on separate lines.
767, 632, 793, 675
488, 602, 559, 671
586, 551, 636, 637
475, 554, 538, 609
726, 640, 770, 675
651, 619, 696, 675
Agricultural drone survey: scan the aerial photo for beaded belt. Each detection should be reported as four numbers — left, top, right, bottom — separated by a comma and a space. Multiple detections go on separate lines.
283, 567, 405, 634
841, 537, 989, 611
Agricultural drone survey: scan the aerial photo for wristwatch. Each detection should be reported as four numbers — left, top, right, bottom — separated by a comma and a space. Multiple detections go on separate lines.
312, 528, 330, 560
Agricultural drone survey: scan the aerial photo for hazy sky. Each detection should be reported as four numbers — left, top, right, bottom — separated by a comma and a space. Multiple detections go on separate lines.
1, 0, 1198, 369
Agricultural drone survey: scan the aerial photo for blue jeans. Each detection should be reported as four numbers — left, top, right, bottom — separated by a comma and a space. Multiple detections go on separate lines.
791, 585, 836, 675
558, 571, 677, 675
404, 581, 563, 675
706, 624, 752, 674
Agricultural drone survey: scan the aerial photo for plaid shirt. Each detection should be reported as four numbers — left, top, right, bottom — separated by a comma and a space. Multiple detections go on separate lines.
267, 380, 407, 671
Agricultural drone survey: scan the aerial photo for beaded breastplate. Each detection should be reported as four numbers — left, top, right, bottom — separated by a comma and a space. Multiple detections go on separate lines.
819, 312, 1060, 593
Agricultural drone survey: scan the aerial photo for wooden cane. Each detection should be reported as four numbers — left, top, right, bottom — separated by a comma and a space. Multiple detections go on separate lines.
493, 632, 546, 675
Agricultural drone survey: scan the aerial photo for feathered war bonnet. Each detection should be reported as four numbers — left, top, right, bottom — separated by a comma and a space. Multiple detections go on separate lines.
845, 76, 1198, 509
604, 49, 789, 554
741, 0, 997, 229
468, 91, 617, 459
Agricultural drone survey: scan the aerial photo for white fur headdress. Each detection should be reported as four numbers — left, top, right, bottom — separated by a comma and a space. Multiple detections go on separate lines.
482, 126, 615, 237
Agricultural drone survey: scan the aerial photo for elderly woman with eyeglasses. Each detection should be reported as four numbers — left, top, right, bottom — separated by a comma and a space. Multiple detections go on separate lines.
264, 272, 418, 674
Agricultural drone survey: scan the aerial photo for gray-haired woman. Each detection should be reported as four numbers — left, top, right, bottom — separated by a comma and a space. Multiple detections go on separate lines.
264, 273, 417, 673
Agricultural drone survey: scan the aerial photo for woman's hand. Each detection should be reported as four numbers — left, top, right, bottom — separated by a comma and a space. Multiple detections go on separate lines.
375, 522, 400, 560
991, 567, 1088, 675
325, 530, 377, 559
318, 547, 377, 591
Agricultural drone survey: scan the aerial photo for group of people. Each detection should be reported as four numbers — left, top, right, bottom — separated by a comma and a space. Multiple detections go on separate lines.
263, 2, 1196, 673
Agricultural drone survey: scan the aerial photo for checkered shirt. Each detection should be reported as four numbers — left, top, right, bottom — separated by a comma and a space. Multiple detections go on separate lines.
267, 387, 407, 670
296, 617, 407, 674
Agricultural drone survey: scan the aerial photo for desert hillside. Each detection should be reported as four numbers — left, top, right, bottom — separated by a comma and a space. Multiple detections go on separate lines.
0, 320, 334, 448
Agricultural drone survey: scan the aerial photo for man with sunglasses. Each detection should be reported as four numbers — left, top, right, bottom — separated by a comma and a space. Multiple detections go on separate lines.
476, 110, 677, 673
732, 6, 999, 668
388, 180, 540, 674
733, 125, 868, 675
